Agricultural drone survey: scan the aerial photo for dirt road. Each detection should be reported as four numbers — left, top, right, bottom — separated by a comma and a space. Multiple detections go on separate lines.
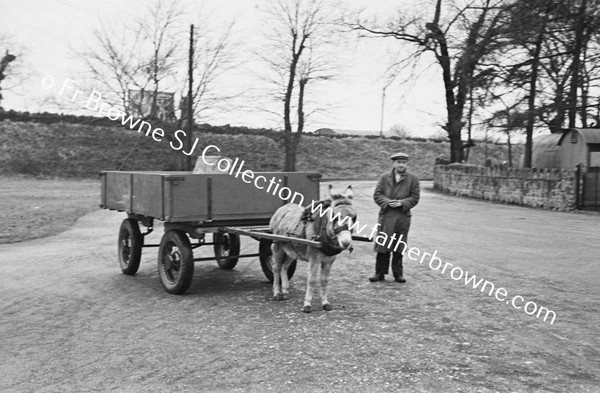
1, 181, 599, 392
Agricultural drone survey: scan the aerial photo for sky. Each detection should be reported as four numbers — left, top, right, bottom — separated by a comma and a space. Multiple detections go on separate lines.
0, 0, 451, 138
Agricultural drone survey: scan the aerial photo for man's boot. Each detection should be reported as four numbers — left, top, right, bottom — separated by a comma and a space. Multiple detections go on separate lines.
369, 252, 390, 282
392, 252, 406, 283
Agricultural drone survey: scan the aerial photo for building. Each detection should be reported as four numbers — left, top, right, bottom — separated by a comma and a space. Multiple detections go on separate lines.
557, 128, 600, 168
525, 128, 600, 169
529, 133, 562, 169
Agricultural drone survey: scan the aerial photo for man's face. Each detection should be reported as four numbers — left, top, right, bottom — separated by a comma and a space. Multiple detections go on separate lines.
393, 159, 407, 173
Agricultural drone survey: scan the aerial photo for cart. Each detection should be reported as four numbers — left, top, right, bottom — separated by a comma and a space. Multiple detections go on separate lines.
100, 170, 323, 294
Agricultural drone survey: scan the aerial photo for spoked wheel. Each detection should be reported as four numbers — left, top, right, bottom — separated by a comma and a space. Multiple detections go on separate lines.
158, 230, 194, 295
213, 232, 240, 270
118, 218, 143, 275
259, 239, 296, 283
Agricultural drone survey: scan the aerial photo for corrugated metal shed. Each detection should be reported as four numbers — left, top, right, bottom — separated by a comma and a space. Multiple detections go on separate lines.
525, 128, 600, 169
530, 133, 562, 169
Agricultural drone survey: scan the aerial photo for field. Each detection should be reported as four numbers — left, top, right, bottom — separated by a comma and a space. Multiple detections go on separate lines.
0, 177, 99, 243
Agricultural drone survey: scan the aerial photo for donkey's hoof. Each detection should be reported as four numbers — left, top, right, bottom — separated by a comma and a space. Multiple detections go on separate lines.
322, 304, 332, 311
281, 294, 289, 301
302, 305, 312, 313
273, 294, 283, 301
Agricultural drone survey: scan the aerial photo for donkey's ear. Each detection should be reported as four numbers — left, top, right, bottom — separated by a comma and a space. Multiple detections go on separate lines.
345, 185, 354, 199
328, 184, 343, 199
328, 184, 335, 199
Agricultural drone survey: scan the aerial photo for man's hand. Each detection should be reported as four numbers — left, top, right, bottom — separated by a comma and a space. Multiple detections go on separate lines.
389, 200, 403, 208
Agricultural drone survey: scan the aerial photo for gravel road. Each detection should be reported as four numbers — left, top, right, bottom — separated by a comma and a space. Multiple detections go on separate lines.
1, 180, 599, 392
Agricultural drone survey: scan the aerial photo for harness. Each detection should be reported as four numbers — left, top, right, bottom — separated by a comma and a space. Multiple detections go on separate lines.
301, 200, 357, 256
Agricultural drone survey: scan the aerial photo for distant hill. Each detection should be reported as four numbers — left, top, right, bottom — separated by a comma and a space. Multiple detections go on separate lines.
0, 119, 519, 180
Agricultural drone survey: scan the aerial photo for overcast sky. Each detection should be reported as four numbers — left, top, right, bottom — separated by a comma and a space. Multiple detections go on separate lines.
0, 0, 450, 137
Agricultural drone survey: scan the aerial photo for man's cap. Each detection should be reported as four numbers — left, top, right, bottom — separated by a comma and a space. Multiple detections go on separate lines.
390, 152, 409, 161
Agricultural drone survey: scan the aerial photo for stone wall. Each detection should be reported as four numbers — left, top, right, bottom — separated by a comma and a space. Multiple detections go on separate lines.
433, 164, 577, 211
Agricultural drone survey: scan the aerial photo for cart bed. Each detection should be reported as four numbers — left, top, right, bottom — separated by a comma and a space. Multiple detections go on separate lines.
100, 170, 321, 223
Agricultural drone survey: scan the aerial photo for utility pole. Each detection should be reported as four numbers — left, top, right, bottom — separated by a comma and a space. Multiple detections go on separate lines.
379, 86, 386, 137
186, 24, 194, 171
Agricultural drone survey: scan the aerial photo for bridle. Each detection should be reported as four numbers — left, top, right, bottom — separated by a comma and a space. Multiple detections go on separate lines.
303, 199, 356, 256
330, 200, 357, 235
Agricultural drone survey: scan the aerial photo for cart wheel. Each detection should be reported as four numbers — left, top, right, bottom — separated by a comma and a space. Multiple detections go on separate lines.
213, 232, 240, 270
259, 239, 296, 283
158, 230, 194, 295
118, 218, 143, 275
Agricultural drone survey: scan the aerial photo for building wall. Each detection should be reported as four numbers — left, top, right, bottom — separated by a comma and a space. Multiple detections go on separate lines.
558, 130, 589, 170
433, 164, 577, 211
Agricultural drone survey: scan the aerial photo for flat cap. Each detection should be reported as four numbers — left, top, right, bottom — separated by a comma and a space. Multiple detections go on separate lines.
390, 152, 409, 161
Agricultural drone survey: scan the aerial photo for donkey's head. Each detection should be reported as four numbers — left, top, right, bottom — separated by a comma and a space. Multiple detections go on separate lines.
327, 185, 357, 250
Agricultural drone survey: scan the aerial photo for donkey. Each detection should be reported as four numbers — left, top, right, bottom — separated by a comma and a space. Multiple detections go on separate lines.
269, 185, 356, 313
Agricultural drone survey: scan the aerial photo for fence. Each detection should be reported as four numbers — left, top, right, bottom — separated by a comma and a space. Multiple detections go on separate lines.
577, 165, 600, 210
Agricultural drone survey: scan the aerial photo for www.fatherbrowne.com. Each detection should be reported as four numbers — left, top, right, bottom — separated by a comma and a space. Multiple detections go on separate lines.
309, 201, 557, 325
48, 75, 556, 325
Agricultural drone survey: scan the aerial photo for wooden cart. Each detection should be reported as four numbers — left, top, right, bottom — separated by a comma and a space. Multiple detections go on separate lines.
100, 170, 323, 294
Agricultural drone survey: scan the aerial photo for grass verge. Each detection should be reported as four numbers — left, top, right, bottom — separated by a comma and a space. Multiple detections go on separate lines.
0, 176, 100, 244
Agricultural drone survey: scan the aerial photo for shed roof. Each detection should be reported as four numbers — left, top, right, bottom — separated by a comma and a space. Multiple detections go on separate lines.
532, 133, 562, 152
558, 128, 600, 145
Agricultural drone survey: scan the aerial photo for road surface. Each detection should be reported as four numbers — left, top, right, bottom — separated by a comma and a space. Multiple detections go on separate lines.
1, 181, 599, 392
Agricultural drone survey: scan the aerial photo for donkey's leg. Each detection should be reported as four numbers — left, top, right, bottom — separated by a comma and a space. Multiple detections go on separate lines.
303, 257, 320, 313
271, 242, 285, 300
320, 260, 333, 311
279, 254, 294, 301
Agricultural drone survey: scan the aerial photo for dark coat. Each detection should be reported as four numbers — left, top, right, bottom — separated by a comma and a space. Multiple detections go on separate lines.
373, 170, 420, 253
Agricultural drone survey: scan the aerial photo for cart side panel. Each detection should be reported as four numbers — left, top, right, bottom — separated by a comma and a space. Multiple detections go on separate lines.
210, 174, 285, 220
165, 175, 209, 221
101, 171, 321, 221
132, 173, 164, 218
284, 172, 321, 205
208, 172, 321, 221
102, 171, 133, 212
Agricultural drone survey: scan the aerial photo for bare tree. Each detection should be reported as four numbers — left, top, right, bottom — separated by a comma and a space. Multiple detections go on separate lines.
350, 0, 514, 163
259, 0, 341, 171
78, 0, 241, 125
78, 22, 147, 110
136, 0, 183, 118
77, 0, 182, 115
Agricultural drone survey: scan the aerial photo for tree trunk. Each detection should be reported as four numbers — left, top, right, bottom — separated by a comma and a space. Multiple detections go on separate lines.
283, 135, 296, 172
524, 23, 544, 168
580, 46, 590, 128
464, 86, 474, 162
447, 107, 464, 163
549, 82, 566, 133
281, 34, 305, 172
568, 0, 587, 128
506, 129, 513, 167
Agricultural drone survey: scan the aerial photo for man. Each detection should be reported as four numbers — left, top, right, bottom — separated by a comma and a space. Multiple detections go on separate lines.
370, 152, 420, 283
